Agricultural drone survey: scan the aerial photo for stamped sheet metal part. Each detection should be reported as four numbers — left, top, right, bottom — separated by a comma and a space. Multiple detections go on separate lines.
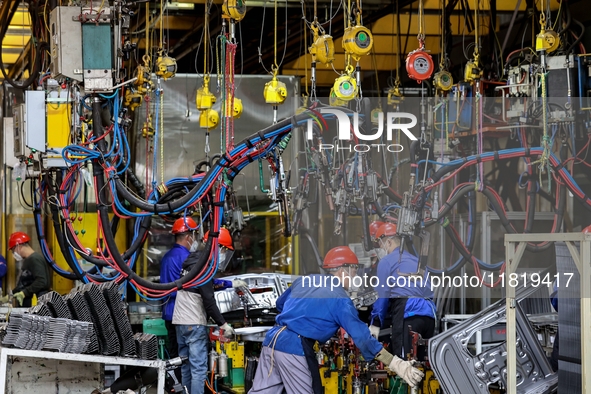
429, 299, 557, 394
214, 273, 295, 314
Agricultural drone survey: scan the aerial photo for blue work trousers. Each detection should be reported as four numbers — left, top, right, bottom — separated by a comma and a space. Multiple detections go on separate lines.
176, 324, 209, 394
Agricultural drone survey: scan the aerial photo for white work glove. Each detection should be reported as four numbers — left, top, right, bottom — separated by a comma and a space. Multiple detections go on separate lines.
220, 322, 235, 338
388, 356, 424, 388
232, 279, 248, 288
369, 325, 380, 339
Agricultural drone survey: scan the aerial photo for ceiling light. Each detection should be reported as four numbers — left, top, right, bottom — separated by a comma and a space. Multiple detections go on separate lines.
166, 2, 195, 10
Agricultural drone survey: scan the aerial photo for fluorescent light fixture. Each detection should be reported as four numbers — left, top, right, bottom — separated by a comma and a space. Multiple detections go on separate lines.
166, 2, 195, 10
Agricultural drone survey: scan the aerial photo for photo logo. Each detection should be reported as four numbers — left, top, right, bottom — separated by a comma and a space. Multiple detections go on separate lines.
306, 108, 418, 152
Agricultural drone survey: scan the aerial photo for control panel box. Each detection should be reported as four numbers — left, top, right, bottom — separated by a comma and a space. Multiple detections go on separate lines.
13, 91, 46, 158
50, 6, 83, 81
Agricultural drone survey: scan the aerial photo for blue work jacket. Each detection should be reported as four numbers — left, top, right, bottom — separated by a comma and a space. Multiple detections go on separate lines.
262, 274, 383, 360
160, 245, 233, 321
370, 248, 436, 326
161, 244, 190, 321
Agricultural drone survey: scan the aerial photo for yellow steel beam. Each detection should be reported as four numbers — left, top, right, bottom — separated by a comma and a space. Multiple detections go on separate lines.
8, 10, 31, 26
0, 53, 21, 64
176, 0, 223, 4
371, 13, 494, 36
179, 0, 559, 9
151, 15, 200, 30
420, 0, 560, 11
2, 35, 31, 46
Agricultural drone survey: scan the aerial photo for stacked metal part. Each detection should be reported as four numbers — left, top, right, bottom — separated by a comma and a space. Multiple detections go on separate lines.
63, 290, 100, 354
555, 242, 581, 393
78, 283, 121, 356
133, 332, 158, 360
37, 291, 74, 319
98, 281, 136, 356
29, 302, 53, 317
2, 313, 93, 353
60, 319, 94, 353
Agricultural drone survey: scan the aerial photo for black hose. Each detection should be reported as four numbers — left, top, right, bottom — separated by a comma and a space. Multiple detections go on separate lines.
443, 225, 476, 274
118, 158, 146, 197
109, 367, 158, 392
33, 176, 79, 280
558, 4, 571, 35
480, 186, 552, 253
409, 141, 420, 166
299, 229, 324, 273
566, 18, 585, 54
0, 0, 47, 90
113, 115, 298, 213
91, 97, 213, 290
524, 167, 537, 234
361, 196, 372, 251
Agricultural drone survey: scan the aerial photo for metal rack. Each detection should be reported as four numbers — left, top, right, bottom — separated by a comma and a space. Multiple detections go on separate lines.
505, 233, 591, 393
0, 348, 167, 393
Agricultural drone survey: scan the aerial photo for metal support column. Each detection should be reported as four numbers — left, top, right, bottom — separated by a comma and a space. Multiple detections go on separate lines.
504, 240, 526, 394
580, 236, 591, 393
505, 233, 591, 394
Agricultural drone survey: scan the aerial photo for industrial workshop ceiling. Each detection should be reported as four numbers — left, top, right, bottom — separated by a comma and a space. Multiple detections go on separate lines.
0, 0, 564, 85
0, 3, 31, 82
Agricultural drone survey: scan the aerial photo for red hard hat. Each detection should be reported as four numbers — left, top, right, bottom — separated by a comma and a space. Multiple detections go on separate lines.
171, 217, 197, 234
369, 221, 385, 240
322, 246, 359, 270
375, 223, 397, 240
583, 225, 591, 234
9, 232, 31, 250
203, 228, 234, 250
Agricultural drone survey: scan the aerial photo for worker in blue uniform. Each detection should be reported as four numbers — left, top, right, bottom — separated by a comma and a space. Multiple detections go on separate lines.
248, 246, 424, 394
161, 217, 201, 361
161, 219, 245, 361
369, 223, 436, 360
0, 253, 6, 293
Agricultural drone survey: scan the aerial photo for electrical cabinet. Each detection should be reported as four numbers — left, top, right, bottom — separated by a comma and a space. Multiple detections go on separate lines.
49, 6, 83, 81
13, 91, 46, 158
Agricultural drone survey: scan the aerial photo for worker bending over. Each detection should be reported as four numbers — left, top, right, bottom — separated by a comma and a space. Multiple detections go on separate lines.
0, 232, 51, 307
248, 246, 424, 394
369, 223, 436, 360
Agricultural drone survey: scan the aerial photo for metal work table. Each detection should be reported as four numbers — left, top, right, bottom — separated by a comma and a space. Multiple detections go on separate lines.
0, 347, 168, 393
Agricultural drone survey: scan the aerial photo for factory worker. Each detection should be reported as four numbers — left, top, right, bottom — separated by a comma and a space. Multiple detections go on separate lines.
0, 232, 51, 307
202, 229, 240, 275
0, 254, 6, 291
161, 217, 201, 361
161, 220, 245, 362
369, 220, 386, 260
172, 248, 236, 394
365, 220, 387, 278
369, 223, 436, 360
248, 246, 424, 394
